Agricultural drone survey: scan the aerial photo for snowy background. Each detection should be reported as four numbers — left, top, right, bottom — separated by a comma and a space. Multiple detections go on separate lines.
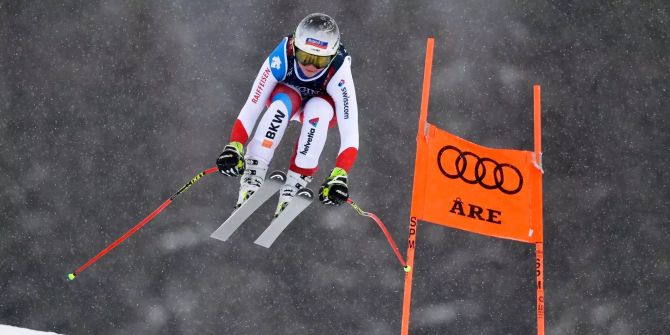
1, 1, 668, 334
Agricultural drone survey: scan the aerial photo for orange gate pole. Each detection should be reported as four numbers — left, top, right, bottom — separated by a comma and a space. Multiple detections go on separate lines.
533, 84, 545, 335
401, 37, 435, 335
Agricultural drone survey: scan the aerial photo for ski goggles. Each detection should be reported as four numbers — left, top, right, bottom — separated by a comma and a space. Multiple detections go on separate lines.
294, 47, 333, 68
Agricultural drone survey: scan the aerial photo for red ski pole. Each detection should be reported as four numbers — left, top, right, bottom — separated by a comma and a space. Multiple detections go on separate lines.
346, 199, 411, 272
67, 167, 219, 281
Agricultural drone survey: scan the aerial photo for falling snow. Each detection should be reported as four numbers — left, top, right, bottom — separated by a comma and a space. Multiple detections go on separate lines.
1, 1, 668, 334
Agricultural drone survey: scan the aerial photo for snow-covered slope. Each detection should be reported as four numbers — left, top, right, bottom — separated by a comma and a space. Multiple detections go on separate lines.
0, 325, 62, 335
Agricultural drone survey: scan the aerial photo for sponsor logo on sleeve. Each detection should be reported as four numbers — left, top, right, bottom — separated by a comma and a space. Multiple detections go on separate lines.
251, 68, 271, 104
339, 81, 350, 120
271, 56, 281, 70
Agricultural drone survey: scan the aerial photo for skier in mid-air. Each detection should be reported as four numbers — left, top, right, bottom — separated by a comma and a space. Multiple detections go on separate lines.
216, 13, 359, 218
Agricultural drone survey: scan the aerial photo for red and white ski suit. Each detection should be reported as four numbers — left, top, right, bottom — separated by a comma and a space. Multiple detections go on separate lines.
228, 35, 359, 176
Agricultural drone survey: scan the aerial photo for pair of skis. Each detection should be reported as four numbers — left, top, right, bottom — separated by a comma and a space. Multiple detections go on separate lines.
210, 171, 313, 248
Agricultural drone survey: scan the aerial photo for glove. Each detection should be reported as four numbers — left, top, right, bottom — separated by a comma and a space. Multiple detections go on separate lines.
319, 167, 349, 206
216, 142, 245, 176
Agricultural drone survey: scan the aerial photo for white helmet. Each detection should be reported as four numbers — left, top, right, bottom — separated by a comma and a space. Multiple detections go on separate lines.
294, 13, 340, 57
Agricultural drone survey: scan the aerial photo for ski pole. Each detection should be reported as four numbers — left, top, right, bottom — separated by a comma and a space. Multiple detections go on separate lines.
346, 199, 411, 272
67, 167, 219, 281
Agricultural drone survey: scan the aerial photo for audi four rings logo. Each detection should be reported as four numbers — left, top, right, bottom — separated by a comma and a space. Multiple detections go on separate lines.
437, 145, 523, 195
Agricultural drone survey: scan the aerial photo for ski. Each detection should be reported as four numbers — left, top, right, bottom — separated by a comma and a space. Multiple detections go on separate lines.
210, 170, 286, 242
254, 188, 314, 248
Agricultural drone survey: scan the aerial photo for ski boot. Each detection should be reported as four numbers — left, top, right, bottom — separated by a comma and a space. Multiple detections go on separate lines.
274, 170, 312, 218
235, 158, 268, 209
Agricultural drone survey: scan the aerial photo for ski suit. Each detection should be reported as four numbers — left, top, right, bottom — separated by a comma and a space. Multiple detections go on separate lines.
228, 34, 359, 176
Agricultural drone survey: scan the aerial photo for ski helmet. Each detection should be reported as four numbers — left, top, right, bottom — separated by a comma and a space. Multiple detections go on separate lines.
294, 13, 340, 57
